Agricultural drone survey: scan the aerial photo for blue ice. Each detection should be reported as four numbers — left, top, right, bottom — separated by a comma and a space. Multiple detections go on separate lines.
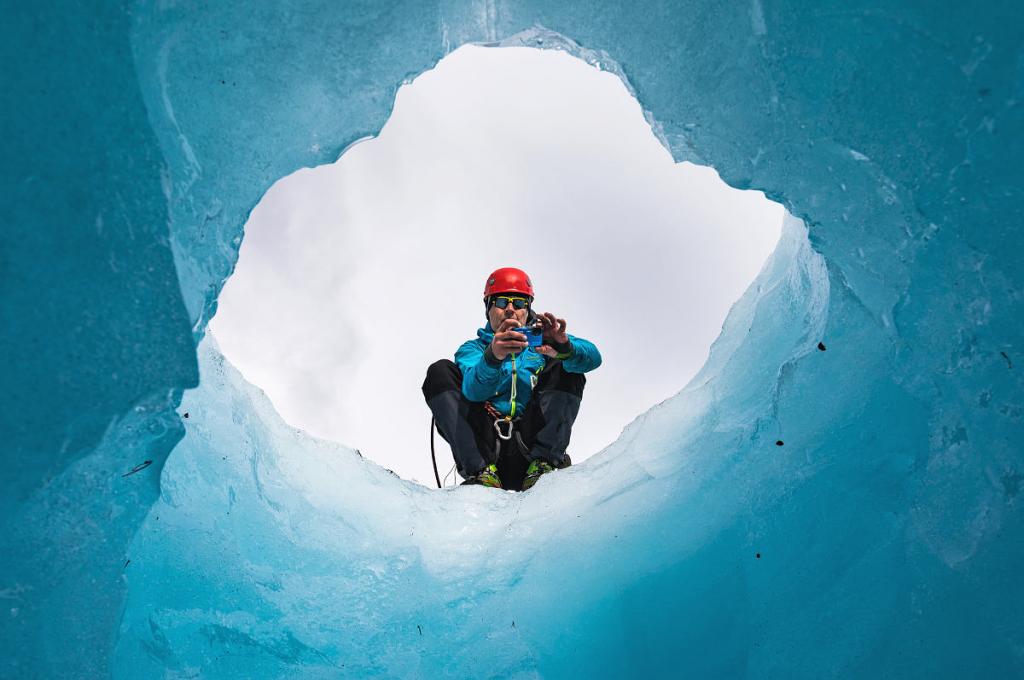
2, 1, 1022, 678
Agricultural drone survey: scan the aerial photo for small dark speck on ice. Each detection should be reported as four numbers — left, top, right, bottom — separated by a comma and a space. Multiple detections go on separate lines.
122, 460, 153, 477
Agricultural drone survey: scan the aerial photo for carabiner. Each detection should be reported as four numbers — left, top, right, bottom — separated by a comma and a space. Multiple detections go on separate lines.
493, 417, 514, 441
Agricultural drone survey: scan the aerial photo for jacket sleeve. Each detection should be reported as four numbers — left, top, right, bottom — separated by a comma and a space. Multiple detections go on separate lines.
558, 334, 602, 374
455, 340, 503, 402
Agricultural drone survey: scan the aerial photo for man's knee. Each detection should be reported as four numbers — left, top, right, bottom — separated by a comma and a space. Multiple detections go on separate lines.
561, 371, 586, 396
422, 359, 463, 401
537, 364, 586, 398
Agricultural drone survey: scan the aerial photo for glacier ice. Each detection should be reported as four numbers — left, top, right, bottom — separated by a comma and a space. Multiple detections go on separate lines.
2, 1, 1023, 678
116, 217, 830, 678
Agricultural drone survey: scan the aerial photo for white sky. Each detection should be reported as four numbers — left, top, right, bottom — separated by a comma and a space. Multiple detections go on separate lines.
210, 45, 783, 486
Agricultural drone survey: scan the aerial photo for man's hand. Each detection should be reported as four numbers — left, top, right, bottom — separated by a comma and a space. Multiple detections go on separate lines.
536, 312, 570, 357
490, 318, 528, 361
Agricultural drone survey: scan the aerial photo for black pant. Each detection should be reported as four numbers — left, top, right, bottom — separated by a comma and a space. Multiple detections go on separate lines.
422, 359, 585, 491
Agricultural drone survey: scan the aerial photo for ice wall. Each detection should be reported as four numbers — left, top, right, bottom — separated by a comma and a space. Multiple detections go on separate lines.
115, 218, 834, 678
3, 0, 1022, 677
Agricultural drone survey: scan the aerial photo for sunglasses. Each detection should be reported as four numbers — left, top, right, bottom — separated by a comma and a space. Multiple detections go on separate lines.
490, 295, 530, 310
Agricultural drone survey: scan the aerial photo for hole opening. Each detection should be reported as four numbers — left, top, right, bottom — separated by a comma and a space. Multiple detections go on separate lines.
209, 43, 786, 485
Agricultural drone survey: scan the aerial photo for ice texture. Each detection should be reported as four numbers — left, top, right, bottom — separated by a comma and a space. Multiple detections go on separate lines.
3, 1, 1023, 678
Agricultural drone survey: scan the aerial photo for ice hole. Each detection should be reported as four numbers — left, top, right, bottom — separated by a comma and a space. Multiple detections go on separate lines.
209, 44, 784, 485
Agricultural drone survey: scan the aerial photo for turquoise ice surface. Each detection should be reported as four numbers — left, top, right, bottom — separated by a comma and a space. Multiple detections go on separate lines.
2, 1, 1022, 677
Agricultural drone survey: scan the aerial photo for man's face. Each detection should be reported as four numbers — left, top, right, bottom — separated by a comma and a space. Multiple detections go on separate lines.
487, 294, 530, 331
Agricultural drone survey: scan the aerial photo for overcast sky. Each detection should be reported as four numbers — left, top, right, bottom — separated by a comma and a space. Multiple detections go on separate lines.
209, 45, 783, 486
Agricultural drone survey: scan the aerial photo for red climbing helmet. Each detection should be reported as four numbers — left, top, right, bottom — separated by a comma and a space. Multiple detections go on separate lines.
483, 267, 534, 300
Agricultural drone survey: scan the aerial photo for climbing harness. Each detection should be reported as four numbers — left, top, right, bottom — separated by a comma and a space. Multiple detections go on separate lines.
428, 346, 547, 489
485, 401, 515, 441
484, 350, 547, 444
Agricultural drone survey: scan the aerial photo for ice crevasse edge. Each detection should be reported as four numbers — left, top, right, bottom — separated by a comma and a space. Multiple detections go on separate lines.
118, 215, 836, 678
1, 0, 1022, 678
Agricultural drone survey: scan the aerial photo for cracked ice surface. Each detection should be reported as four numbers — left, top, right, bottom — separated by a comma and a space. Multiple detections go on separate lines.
3, 1, 1023, 678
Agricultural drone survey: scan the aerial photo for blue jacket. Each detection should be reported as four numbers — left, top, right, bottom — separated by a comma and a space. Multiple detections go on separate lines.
455, 325, 602, 417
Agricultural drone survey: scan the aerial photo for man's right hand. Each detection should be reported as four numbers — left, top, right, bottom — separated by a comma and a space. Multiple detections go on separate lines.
490, 318, 528, 361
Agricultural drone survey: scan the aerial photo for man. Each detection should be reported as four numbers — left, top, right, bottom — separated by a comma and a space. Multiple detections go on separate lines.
422, 267, 602, 491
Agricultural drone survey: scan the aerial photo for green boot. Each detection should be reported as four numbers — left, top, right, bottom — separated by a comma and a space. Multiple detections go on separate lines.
462, 464, 502, 489
522, 460, 556, 490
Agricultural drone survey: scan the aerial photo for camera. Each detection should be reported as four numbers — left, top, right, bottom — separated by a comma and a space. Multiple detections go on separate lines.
514, 325, 544, 347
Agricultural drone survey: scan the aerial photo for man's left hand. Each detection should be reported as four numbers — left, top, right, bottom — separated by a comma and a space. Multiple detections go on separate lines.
536, 312, 570, 357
